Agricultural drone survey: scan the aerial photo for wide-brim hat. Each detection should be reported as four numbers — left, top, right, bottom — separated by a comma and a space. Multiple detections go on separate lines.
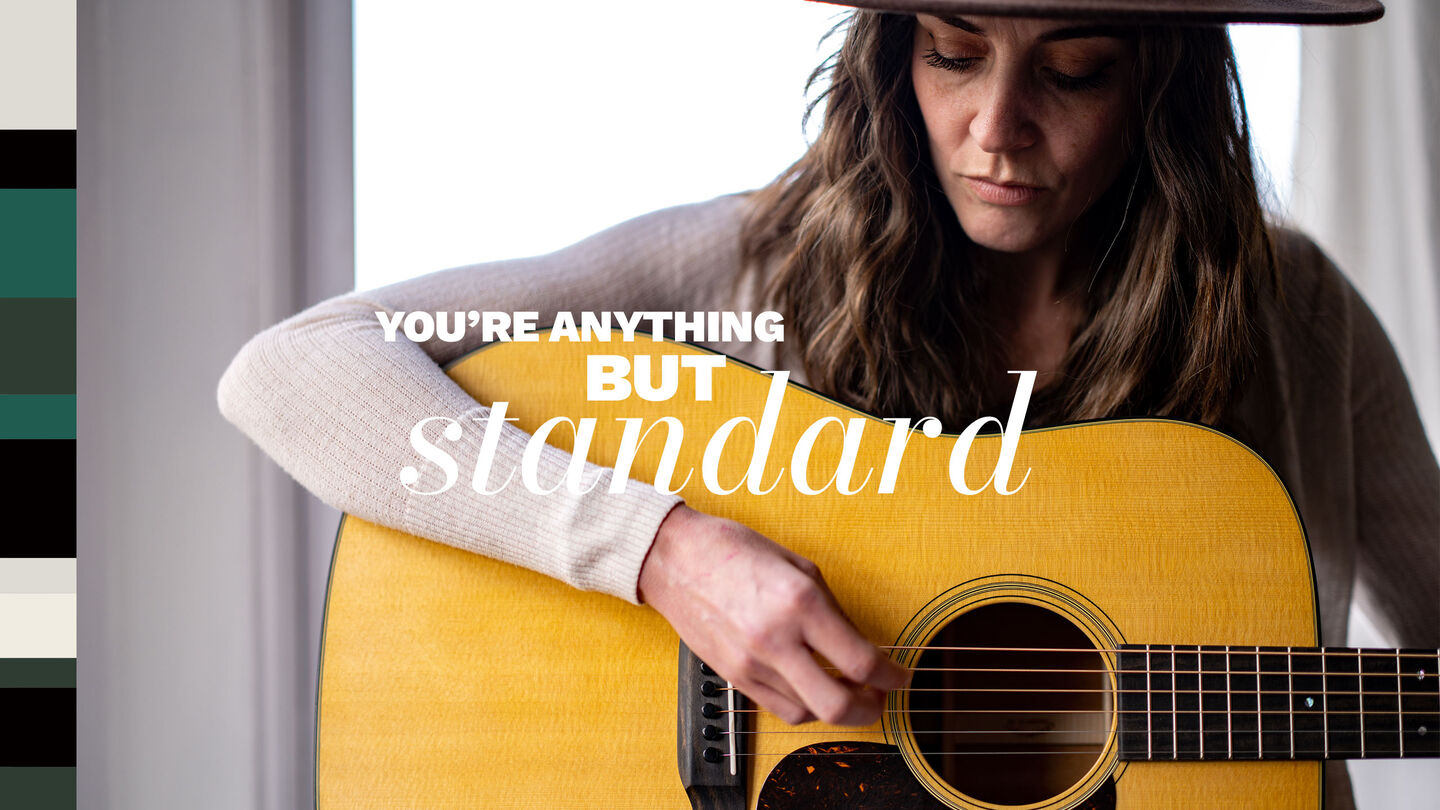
811, 0, 1384, 25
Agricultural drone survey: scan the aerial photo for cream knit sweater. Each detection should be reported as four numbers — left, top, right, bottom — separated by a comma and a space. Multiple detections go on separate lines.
217, 190, 1436, 636
217, 192, 1437, 804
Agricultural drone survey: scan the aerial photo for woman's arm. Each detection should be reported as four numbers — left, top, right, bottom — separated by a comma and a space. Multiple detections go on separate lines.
219, 195, 752, 598
1346, 287, 1440, 648
217, 192, 906, 723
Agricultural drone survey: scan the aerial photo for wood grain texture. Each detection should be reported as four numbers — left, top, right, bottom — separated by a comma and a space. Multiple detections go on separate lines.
317, 337, 1322, 809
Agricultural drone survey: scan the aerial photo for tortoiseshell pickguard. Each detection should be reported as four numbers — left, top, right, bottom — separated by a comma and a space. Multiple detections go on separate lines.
755, 742, 1116, 810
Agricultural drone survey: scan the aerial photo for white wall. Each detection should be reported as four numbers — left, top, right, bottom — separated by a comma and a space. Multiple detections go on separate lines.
353, 0, 843, 288
78, 1, 350, 807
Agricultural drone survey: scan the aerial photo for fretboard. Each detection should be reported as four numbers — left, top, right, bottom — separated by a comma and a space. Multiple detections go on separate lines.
1116, 645, 1439, 761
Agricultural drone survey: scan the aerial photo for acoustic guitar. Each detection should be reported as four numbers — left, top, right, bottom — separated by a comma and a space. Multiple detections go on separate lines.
315, 336, 1438, 809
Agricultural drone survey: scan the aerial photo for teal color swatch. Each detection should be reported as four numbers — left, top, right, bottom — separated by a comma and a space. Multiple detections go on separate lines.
0, 190, 76, 298
0, 396, 75, 439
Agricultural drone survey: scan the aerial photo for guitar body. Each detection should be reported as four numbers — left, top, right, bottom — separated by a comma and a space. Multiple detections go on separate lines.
317, 338, 1321, 808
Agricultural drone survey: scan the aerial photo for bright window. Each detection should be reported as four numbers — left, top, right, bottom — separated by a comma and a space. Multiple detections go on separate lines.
356, 4, 1302, 288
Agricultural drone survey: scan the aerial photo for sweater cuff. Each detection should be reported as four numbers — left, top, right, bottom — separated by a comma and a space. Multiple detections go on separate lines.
397, 405, 686, 605
572, 483, 685, 605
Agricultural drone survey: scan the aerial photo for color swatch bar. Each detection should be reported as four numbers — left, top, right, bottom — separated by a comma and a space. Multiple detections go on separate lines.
1, 2, 78, 807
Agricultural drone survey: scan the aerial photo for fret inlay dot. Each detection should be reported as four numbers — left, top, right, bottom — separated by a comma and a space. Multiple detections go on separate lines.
1419, 669, 1427, 681
1421, 726, 1429, 737
1304, 697, 1314, 708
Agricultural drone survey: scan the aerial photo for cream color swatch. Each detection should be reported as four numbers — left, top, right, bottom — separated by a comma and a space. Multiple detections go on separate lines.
0, 0, 76, 128
0, 593, 76, 657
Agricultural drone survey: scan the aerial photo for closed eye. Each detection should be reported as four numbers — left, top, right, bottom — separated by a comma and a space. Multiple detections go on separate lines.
922, 48, 980, 74
1043, 63, 1113, 92
924, 48, 1113, 93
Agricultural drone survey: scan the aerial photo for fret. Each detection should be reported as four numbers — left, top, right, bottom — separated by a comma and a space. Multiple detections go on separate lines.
1396, 650, 1403, 757
1256, 650, 1264, 757
1173, 645, 1201, 760
1358, 649, 1366, 757
1288, 647, 1296, 758
1146, 647, 1154, 760
1171, 645, 1180, 760
1150, 647, 1174, 759
1200, 646, 1229, 760
1229, 648, 1260, 759
1291, 648, 1326, 760
1116, 646, 1440, 764
1321, 647, 1329, 757
1116, 646, 1149, 760
1399, 649, 1440, 758
1325, 647, 1362, 758
1360, 647, 1401, 757
1258, 647, 1292, 759
1226, 651, 1234, 759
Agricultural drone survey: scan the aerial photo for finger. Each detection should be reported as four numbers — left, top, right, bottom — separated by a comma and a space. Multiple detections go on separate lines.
713, 654, 815, 726
780, 556, 910, 692
734, 677, 815, 726
801, 598, 910, 692
773, 645, 883, 726
743, 680, 812, 726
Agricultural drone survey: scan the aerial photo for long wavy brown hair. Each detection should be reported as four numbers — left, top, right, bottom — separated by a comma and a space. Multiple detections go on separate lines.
741, 12, 1275, 428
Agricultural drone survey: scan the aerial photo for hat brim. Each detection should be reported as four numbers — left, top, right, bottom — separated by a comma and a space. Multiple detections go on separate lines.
812, 0, 1384, 25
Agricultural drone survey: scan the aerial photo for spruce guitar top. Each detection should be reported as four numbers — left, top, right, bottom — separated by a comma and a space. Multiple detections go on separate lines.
316, 336, 1438, 809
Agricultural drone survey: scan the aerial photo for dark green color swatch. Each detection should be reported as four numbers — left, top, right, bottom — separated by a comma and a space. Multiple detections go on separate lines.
0, 768, 75, 809
0, 395, 75, 438
0, 299, 74, 393
0, 190, 75, 298
0, 659, 75, 688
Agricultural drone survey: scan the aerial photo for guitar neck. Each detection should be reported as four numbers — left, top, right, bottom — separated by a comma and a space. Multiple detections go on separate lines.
1116, 645, 1440, 761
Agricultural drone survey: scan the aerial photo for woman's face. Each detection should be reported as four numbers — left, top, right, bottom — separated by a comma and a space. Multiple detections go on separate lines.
911, 14, 1139, 257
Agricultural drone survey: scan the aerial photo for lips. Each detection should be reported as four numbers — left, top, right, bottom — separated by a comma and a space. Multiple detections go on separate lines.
963, 176, 1045, 206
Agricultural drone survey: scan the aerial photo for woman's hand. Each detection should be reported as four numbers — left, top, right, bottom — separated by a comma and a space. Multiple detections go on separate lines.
638, 504, 909, 725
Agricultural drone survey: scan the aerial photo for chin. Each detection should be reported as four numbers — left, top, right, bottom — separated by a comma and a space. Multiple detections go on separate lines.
955, 210, 1051, 255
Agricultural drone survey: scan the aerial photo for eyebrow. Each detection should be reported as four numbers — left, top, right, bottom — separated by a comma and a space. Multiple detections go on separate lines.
937, 15, 1131, 42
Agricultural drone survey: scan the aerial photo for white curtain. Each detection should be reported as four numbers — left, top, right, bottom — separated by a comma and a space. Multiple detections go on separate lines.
1290, 0, 1440, 805
1291, 0, 1440, 442
78, 1, 351, 807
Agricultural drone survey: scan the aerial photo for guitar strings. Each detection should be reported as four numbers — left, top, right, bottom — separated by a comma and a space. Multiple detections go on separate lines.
875, 645, 1438, 659
721, 707, 1428, 716
697, 655, 1435, 761
725, 729, 1109, 735
718, 685, 1428, 697
727, 750, 1109, 757
717, 748, 1389, 757
808, 664, 1437, 679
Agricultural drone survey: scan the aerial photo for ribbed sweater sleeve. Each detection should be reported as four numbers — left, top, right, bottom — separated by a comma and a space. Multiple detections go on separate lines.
1346, 283, 1440, 647
216, 194, 753, 603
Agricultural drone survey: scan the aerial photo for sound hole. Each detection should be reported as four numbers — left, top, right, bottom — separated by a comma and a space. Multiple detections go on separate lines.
909, 602, 1110, 806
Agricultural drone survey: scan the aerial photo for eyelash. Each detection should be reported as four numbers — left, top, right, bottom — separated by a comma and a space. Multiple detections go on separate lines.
922, 48, 979, 74
921, 48, 1111, 92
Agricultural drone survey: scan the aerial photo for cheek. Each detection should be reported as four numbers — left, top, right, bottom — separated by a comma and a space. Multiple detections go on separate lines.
1052, 101, 1133, 188
912, 70, 946, 147
912, 71, 972, 162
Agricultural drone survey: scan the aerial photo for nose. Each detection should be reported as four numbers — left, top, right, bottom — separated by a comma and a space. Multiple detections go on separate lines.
968, 71, 1038, 154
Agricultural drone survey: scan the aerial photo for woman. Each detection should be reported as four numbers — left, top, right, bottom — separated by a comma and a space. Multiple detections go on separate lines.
218, 0, 1435, 805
